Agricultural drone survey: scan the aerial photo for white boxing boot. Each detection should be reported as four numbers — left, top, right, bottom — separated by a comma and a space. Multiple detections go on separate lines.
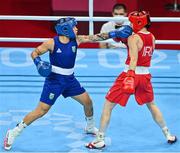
4, 121, 27, 150
85, 132, 105, 149
162, 127, 177, 144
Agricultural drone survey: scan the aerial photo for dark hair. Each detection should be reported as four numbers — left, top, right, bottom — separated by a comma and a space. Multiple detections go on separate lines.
112, 3, 127, 12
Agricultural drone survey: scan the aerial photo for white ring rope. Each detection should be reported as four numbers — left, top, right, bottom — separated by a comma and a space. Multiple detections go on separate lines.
0, 37, 180, 44
0, 37, 47, 43
0, 16, 180, 22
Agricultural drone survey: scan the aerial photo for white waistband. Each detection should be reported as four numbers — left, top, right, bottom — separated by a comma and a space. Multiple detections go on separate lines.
51, 65, 74, 75
124, 65, 149, 74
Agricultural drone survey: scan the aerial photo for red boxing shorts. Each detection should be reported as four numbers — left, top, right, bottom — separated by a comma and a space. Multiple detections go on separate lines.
106, 72, 154, 107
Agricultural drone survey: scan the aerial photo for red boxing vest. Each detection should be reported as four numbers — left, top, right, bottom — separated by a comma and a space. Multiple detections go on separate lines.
125, 32, 154, 67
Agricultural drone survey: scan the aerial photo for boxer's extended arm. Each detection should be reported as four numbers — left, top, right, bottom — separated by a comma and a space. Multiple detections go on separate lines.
77, 25, 132, 44
77, 33, 109, 44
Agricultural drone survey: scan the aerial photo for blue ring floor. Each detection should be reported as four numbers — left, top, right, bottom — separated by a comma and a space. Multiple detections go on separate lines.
0, 48, 180, 152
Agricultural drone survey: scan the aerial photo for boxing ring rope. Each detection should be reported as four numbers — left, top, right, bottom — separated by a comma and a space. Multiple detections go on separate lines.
0, 15, 180, 44
0, 37, 180, 44
0, 15, 180, 22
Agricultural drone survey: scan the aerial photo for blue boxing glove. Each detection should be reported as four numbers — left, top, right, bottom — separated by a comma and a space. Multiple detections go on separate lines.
109, 25, 132, 38
33, 56, 52, 77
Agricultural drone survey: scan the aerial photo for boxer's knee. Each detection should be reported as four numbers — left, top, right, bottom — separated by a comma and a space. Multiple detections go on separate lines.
34, 102, 51, 118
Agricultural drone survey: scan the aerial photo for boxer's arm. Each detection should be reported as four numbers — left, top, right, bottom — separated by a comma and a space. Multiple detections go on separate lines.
127, 35, 139, 71
77, 25, 132, 45
31, 39, 54, 60
31, 39, 54, 77
76, 33, 109, 45
122, 35, 138, 94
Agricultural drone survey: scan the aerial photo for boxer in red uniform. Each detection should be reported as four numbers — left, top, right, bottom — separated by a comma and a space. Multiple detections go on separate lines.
86, 11, 177, 149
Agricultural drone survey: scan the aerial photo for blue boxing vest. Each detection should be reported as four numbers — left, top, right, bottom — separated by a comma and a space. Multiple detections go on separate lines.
50, 36, 78, 69
41, 36, 86, 105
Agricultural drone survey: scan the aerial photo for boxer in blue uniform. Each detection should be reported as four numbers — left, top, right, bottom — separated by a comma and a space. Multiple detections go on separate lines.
4, 17, 132, 150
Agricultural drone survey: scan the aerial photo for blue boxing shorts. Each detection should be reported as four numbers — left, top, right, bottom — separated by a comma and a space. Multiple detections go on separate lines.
40, 74, 85, 105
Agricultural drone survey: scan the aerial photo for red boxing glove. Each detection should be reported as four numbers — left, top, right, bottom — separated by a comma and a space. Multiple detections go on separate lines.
122, 70, 135, 94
